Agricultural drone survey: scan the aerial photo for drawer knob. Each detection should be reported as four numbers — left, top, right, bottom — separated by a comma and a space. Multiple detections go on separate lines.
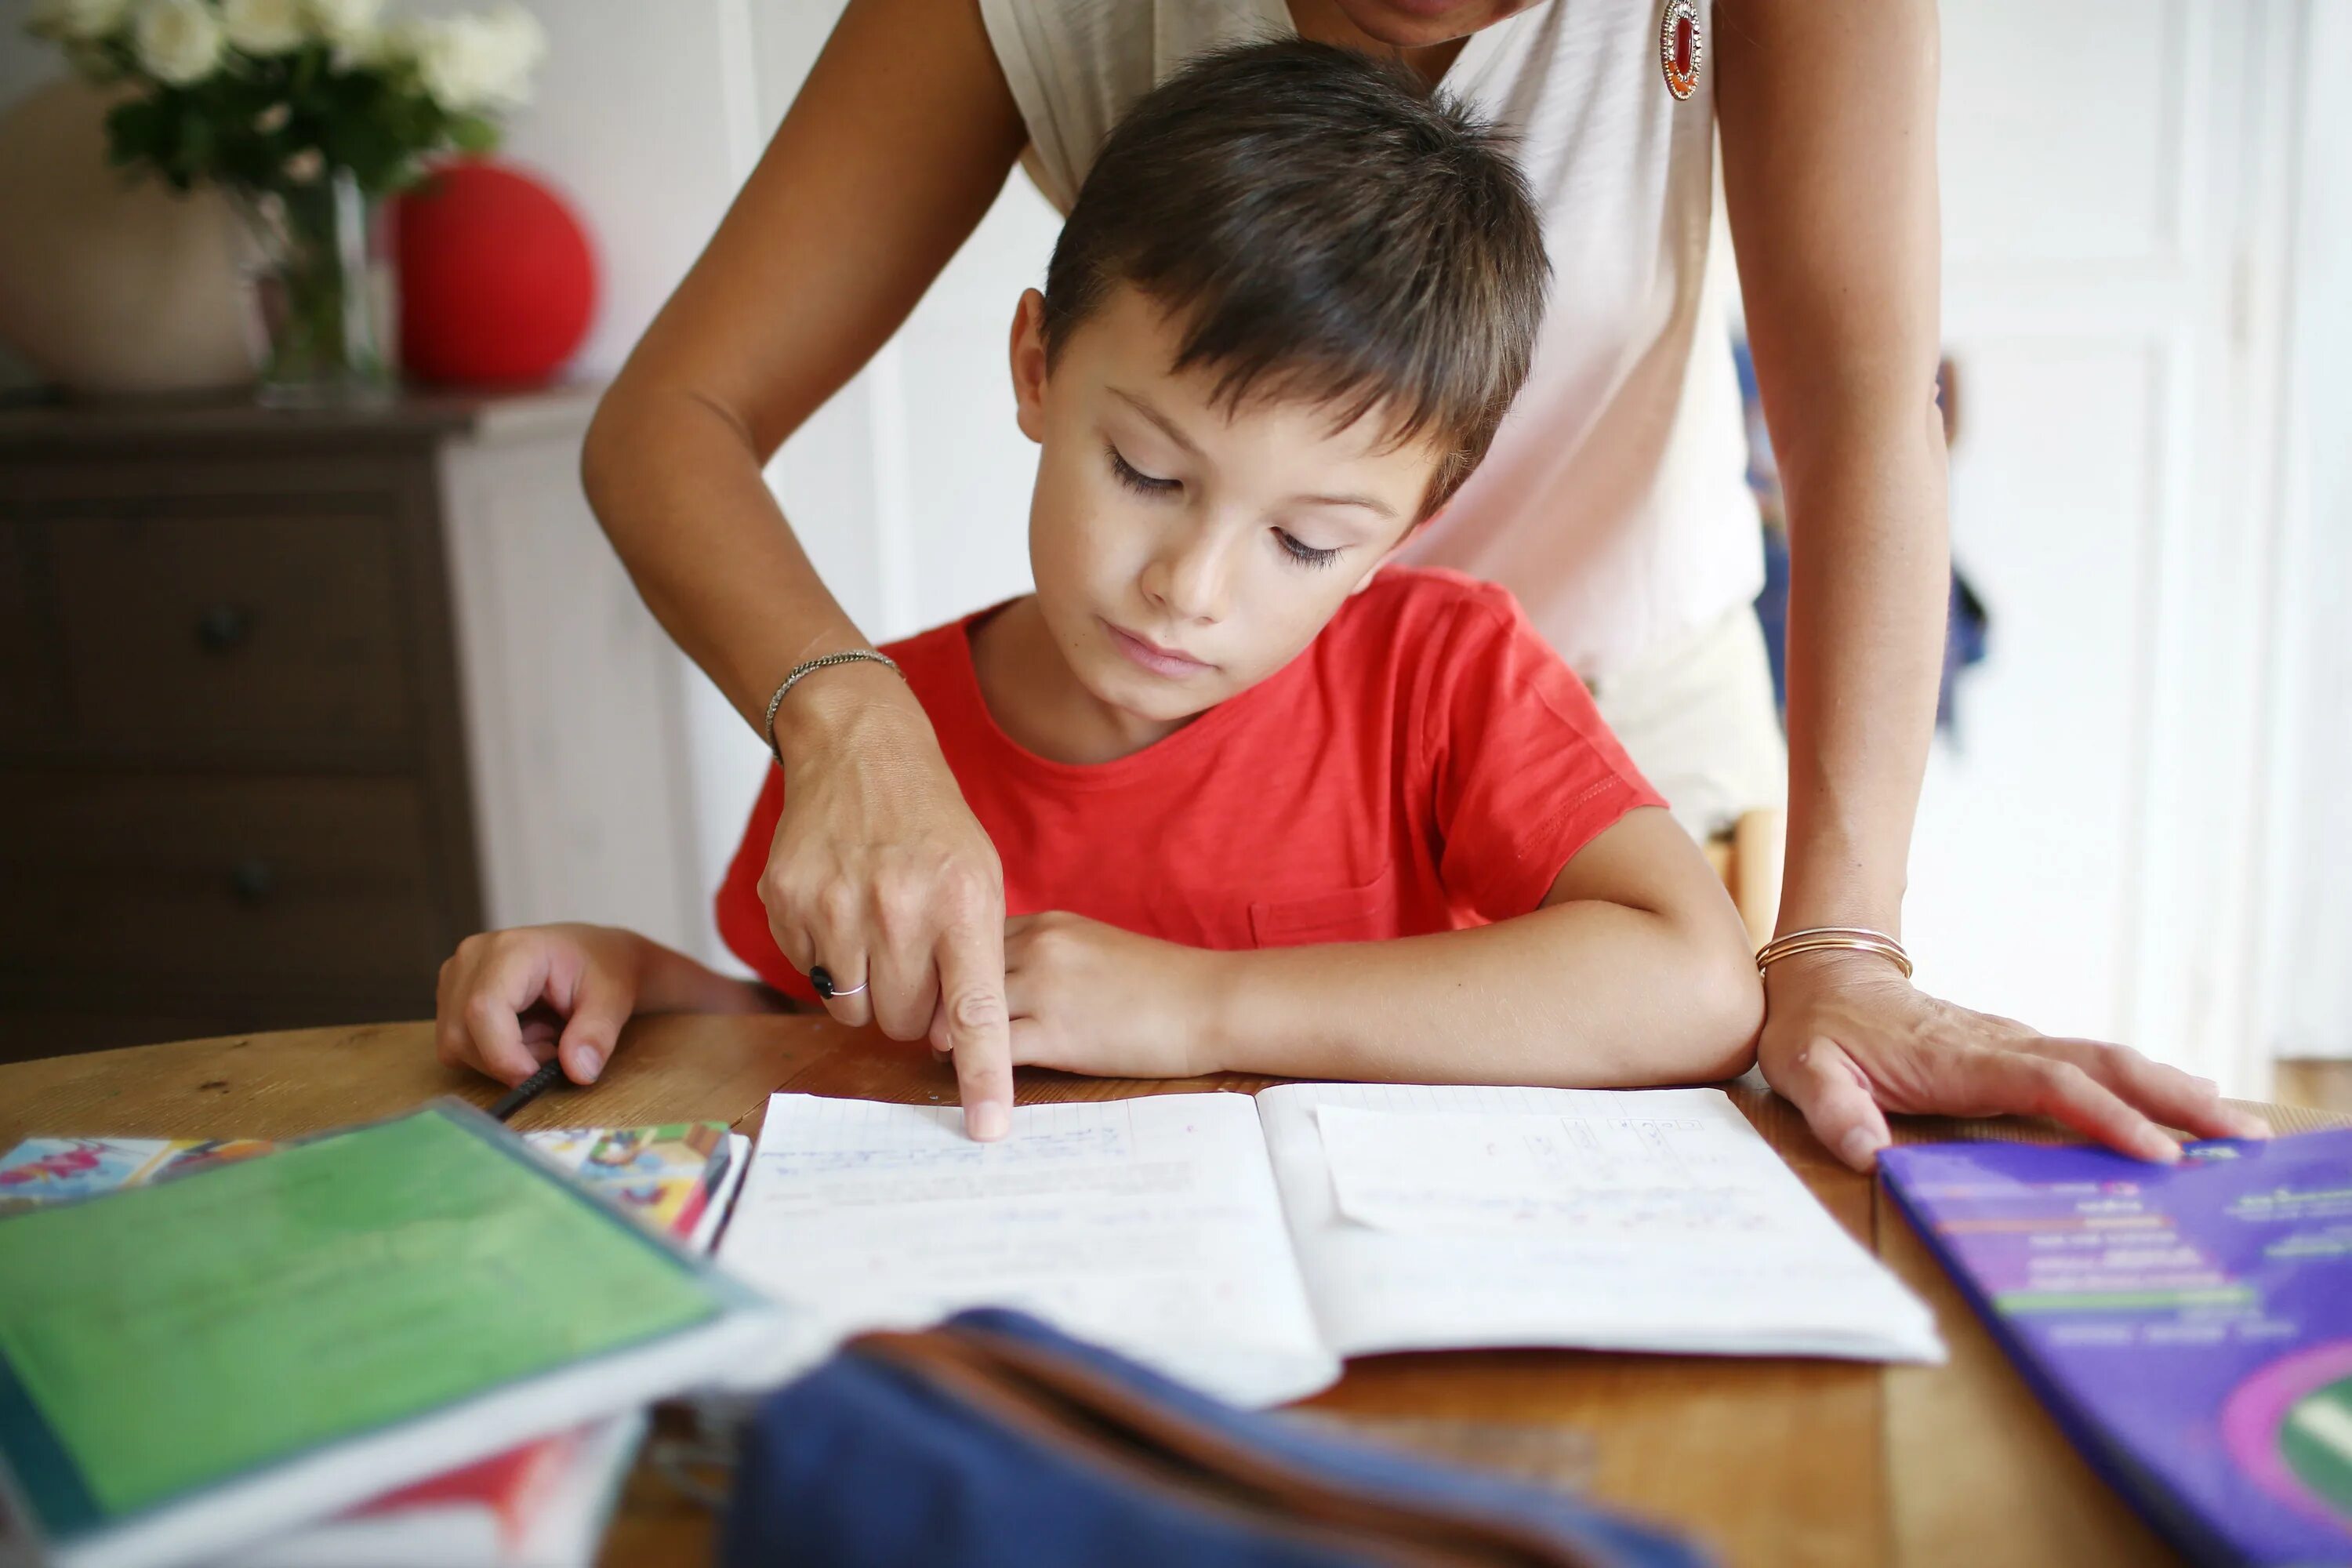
196, 604, 255, 653
230, 858, 276, 905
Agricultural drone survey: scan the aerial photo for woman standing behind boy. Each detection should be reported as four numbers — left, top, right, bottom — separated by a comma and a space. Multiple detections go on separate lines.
564, 0, 2256, 1160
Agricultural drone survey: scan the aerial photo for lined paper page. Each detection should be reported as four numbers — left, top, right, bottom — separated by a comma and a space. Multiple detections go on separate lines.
1254, 1083, 1944, 1363
720, 1093, 1338, 1406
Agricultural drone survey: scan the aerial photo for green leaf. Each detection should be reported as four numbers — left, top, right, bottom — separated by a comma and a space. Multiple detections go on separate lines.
103, 96, 164, 165
177, 104, 217, 183
446, 114, 499, 154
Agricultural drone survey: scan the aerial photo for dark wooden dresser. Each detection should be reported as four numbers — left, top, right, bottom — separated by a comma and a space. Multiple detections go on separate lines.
0, 387, 704, 1064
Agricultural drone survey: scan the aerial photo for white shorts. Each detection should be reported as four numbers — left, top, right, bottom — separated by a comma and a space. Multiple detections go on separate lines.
1585, 604, 1788, 843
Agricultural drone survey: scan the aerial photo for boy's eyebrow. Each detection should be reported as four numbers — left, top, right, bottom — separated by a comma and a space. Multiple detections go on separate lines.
1109, 387, 1203, 457
1290, 488, 1399, 521
1110, 387, 1399, 521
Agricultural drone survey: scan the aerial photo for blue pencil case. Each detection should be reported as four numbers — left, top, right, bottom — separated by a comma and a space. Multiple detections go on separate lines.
720, 1307, 1706, 1568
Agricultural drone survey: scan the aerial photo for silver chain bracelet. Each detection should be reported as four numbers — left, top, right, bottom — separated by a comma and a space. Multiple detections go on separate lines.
763, 648, 904, 768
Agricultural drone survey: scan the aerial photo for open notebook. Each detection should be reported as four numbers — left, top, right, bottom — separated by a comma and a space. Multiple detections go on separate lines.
720, 1084, 1945, 1407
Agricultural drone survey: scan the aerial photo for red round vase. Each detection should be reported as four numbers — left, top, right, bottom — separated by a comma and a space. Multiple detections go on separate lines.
396, 159, 596, 387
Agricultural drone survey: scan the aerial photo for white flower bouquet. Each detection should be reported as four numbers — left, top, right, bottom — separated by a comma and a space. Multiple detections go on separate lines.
27, 0, 544, 195
23, 0, 547, 401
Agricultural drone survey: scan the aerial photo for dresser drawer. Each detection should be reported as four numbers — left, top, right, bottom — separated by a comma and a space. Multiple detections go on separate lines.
0, 772, 456, 990
34, 501, 413, 757
0, 522, 53, 747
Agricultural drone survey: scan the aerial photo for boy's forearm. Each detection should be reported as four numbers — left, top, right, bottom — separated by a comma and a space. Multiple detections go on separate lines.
1194, 903, 1762, 1087
622, 929, 789, 1017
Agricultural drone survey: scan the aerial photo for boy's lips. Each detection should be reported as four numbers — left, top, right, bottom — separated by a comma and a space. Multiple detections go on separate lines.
1104, 620, 1213, 678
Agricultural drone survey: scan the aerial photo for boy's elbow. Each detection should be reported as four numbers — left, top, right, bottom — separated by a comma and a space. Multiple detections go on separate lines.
1671, 925, 1765, 1084
1703, 962, 1766, 1081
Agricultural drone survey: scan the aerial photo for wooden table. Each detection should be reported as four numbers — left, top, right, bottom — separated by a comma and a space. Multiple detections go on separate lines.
4, 1018, 2343, 1568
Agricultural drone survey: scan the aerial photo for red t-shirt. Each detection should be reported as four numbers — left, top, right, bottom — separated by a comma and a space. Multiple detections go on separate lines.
718, 568, 1664, 1004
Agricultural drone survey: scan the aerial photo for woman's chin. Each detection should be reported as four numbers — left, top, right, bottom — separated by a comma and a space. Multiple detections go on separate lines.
1330, 0, 1531, 47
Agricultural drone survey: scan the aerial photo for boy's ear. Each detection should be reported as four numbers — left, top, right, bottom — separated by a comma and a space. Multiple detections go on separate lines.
1009, 289, 1050, 445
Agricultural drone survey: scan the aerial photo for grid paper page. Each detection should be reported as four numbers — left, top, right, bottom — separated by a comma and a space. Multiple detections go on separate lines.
1254, 1083, 1944, 1363
719, 1093, 1338, 1406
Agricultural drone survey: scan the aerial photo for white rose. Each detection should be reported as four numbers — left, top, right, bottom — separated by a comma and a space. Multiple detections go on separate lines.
414, 5, 542, 113
474, 3, 545, 103
132, 0, 225, 85
220, 0, 302, 54
302, 0, 377, 50
411, 17, 483, 110
27, 0, 133, 42
328, 16, 394, 71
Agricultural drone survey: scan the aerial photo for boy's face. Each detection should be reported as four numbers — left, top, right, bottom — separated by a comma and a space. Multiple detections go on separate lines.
1009, 285, 1441, 728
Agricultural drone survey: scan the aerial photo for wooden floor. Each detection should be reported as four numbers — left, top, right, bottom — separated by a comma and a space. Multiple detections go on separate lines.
2274, 1058, 2352, 1112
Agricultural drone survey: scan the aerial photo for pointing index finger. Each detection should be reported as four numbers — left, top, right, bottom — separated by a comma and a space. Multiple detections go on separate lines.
936, 909, 1013, 1142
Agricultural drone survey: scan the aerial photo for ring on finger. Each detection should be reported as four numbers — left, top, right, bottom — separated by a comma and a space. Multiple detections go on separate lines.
810, 964, 868, 1001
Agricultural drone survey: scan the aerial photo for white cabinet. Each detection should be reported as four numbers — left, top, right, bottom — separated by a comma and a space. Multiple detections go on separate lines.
436, 389, 708, 958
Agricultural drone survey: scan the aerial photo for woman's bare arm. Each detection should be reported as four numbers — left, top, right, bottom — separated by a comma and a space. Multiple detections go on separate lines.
1717, 0, 1946, 961
579, 0, 1032, 1136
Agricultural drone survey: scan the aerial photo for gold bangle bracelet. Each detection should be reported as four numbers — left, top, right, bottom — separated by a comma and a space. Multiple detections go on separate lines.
1755, 927, 1914, 980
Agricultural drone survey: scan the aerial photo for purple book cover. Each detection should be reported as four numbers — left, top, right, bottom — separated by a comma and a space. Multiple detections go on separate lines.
1881, 1130, 2352, 1566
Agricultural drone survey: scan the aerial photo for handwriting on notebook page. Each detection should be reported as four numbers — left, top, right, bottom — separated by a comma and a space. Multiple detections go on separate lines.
1313, 1103, 1821, 1234
748, 1106, 1197, 1207
1252, 1083, 1944, 1363
719, 1094, 1336, 1405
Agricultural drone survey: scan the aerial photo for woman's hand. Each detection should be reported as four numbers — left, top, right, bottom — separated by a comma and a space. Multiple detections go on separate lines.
760, 669, 1016, 1138
1002, 913, 1218, 1081
1759, 950, 2274, 1170
435, 924, 652, 1088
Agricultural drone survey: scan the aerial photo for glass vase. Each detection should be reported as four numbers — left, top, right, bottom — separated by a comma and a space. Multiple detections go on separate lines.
228, 168, 398, 408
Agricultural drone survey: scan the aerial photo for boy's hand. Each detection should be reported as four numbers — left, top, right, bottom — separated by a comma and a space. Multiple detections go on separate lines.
1002, 913, 1218, 1080
1760, 949, 2275, 1169
434, 924, 648, 1088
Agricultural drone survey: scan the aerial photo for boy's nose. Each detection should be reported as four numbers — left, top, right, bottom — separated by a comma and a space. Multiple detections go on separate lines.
1141, 534, 1232, 623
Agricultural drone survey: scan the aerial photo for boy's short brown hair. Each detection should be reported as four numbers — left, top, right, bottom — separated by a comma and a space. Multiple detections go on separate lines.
1041, 38, 1549, 515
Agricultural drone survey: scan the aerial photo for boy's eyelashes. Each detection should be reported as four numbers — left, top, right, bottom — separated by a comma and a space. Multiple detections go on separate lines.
1276, 530, 1342, 569
1102, 442, 1345, 571
1105, 443, 1180, 496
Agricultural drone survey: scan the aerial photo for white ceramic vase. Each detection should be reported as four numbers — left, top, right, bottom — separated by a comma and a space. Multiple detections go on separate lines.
0, 78, 255, 396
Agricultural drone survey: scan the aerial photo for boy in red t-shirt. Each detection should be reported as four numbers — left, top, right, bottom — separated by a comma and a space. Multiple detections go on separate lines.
436, 41, 1763, 1132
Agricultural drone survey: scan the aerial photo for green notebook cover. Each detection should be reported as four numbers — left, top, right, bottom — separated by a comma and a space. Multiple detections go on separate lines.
0, 1103, 736, 1544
